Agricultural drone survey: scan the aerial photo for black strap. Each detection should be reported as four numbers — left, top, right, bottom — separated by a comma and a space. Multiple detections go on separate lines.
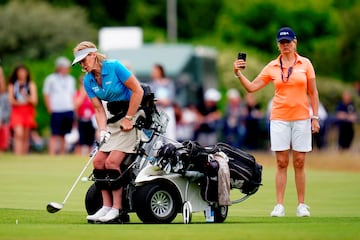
106, 101, 129, 124
107, 113, 126, 124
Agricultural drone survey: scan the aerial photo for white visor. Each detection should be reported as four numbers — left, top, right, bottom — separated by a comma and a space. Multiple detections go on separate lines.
72, 47, 97, 66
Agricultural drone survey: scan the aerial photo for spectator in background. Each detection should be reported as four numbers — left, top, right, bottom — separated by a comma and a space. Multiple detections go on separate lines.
221, 88, 247, 148
0, 65, 11, 152
8, 64, 38, 155
244, 92, 264, 150
30, 128, 45, 152
74, 75, 96, 155
174, 103, 198, 142
310, 101, 328, 150
335, 91, 357, 150
195, 88, 222, 146
43, 57, 76, 155
150, 64, 176, 140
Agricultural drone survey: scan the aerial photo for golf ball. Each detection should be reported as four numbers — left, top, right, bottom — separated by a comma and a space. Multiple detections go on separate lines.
81, 177, 88, 182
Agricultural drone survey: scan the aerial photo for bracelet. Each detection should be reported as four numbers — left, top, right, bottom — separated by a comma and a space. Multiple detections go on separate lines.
125, 115, 134, 121
311, 116, 320, 121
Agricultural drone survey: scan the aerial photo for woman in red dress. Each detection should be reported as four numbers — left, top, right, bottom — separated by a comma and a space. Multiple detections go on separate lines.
0, 66, 11, 152
8, 65, 38, 155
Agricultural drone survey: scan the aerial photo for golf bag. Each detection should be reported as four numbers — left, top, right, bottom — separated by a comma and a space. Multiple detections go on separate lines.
215, 143, 262, 195
155, 140, 262, 203
184, 141, 262, 196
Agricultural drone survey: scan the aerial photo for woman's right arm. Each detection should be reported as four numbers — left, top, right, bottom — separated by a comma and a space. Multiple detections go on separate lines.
8, 84, 16, 105
233, 59, 267, 92
90, 97, 107, 131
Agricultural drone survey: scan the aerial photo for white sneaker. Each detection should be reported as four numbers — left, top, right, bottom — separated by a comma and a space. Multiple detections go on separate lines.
99, 208, 120, 222
270, 204, 285, 217
87, 206, 111, 221
297, 203, 310, 217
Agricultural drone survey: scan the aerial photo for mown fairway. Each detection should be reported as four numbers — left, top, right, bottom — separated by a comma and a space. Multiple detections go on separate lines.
0, 151, 359, 240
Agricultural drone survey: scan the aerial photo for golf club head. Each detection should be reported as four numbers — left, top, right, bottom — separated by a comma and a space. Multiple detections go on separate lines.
46, 202, 63, 213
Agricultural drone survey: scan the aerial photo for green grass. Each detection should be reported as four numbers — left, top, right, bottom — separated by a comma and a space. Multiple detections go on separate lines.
0, 152, 359, 240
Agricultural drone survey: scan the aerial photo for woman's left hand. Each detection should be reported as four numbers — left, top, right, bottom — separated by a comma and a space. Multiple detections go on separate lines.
120, 118, 134, 131
311, 119, 320, 134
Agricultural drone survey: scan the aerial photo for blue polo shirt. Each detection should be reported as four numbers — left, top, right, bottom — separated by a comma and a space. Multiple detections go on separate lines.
83, 60, 132, 102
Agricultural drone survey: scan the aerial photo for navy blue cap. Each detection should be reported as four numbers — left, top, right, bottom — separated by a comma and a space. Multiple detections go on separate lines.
277, 27, 296, 42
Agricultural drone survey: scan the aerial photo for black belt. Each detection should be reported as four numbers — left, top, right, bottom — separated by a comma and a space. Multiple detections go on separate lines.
106, 101, 129, 124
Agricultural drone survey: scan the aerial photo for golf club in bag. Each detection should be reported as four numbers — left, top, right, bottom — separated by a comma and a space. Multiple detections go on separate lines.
46, 140, 104, 213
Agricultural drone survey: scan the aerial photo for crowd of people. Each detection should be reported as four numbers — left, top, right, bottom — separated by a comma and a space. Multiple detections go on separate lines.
0, 57, 97, 155
0, 57, 359, 156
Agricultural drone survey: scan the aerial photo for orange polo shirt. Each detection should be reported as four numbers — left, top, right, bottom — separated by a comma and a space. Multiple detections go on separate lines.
259, 53, 315, 121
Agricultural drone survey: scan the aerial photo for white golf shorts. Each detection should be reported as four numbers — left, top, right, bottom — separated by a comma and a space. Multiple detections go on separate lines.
270, 119, 312, 152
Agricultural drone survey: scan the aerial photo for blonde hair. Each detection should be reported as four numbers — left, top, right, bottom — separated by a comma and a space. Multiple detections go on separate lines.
73, 41, 106, 63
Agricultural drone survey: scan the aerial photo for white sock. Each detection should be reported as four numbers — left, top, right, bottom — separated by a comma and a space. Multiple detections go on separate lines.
102, 206, 112, 211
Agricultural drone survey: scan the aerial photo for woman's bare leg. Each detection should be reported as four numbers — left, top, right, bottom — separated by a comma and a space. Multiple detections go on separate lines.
105, 151, 126, 209
293, 151, 306, 204
275, 150, 290, 204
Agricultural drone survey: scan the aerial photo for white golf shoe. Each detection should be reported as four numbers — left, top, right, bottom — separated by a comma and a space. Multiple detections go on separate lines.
296, 203, 310, 217
270, 204, 285, 217
87, 206, 111, 222
99, 208, 120, 223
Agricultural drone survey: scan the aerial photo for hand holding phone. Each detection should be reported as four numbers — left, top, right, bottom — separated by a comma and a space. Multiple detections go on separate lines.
237, 52, 246, 69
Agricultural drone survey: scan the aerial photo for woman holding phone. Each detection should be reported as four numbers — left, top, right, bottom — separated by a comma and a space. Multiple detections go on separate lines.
233, 27, 320, 217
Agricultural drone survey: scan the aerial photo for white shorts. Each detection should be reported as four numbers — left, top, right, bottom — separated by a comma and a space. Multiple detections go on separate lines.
270, 119, 312, 152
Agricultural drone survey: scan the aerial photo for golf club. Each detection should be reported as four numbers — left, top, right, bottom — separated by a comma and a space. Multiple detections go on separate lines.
46, 141, 104, 213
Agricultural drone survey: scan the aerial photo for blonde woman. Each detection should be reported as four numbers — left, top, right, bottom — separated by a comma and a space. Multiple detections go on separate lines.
233, 27, 320, 217
72, 41, 144, 223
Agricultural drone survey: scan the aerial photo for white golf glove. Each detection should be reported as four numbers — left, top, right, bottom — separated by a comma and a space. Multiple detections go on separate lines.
100, 130, 111, 144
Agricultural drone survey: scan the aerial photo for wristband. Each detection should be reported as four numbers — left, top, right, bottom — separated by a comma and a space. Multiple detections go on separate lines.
311, 116, 320, 121
125, 115, 134, 121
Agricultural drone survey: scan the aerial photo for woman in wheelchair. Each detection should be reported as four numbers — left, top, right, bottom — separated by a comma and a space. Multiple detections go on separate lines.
72, 41, 144, 223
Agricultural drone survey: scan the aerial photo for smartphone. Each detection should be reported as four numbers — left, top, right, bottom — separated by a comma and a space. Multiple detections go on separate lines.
237, 52, 246, 60
237, 52, 246, 69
